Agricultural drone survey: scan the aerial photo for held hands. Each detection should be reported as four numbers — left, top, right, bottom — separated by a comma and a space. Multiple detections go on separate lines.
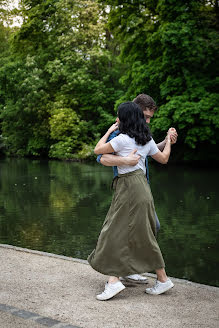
166, 134, 171, 144
166, 127, 178, 145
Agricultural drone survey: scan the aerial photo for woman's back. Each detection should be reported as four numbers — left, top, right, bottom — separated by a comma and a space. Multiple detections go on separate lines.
110, 133, 159, 174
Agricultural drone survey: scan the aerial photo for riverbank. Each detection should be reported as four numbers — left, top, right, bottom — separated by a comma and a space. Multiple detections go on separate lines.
2, 154, 219, 167
0, 244, 218, 328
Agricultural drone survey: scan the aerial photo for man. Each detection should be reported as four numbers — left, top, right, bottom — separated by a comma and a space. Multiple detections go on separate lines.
97, 94, 178, 284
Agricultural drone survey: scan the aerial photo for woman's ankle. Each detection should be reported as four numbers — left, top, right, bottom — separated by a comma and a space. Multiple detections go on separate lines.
108, 276, 119, 284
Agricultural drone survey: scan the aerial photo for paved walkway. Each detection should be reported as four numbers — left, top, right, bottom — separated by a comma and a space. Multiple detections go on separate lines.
0, 244, 218, 328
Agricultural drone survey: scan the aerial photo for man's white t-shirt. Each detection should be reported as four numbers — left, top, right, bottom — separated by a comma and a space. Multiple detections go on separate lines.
110, 133, 159, 174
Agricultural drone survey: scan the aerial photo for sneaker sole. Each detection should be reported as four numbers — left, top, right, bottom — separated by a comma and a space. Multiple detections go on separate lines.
96, 285, 126, 301
145, 283, 174, 295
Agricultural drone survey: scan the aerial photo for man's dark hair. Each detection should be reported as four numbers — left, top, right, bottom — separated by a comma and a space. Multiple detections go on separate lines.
118, 102, 152, 146
133, 94, 157, 111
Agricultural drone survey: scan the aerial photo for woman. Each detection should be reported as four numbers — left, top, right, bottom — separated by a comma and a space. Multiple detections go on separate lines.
88, 101, 174, 301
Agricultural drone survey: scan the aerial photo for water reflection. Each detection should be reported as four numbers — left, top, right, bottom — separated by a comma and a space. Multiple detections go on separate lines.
0, 158, 218, 286
150, 164, 219, 287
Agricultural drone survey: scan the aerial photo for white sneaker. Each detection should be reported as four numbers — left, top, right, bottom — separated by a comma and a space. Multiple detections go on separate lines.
145, 279, 174, 295
120, 274, 148, 284
96, 281, 126, 301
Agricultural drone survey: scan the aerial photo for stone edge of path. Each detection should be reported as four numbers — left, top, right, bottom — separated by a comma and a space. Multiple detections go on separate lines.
0, 303, 81, 328
0, 243, 219, 292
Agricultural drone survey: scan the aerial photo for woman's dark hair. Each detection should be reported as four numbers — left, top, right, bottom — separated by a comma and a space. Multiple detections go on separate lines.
118, 102, 152, 146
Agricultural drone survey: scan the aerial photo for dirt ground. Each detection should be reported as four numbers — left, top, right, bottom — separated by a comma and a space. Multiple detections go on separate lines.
0, 244, 218, 328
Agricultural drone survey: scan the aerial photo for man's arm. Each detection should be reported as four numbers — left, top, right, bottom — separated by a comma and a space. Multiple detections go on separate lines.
100, 150, 140, 167
157, 140, 166, 151
100, 127, 178, 166
98, 127, 177, 166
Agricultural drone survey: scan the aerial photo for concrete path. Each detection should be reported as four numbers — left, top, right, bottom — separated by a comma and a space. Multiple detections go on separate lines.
0, 244, 218, 328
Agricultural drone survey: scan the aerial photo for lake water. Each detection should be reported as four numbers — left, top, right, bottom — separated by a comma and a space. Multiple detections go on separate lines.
0, 158, 218, 286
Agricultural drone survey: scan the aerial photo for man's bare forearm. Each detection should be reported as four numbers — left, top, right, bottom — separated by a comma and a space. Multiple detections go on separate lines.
157, 140, 166, 151
100, 154, 128, 166
100, 150, 140, 166
100, 139, 171, 166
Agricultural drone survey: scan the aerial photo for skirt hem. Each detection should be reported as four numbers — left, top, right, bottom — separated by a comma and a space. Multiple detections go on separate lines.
88, 261, 165, 277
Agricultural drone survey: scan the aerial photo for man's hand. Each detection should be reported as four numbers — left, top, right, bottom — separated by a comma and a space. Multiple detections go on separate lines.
125, 149, 141, 166
167, 127, 178, 145
100, 150, 140, 167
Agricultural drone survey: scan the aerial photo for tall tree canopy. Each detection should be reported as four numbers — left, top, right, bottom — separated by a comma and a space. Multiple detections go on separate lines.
0, 0, 218, 163
101, 0, 219, 161
0, 0, 123, 158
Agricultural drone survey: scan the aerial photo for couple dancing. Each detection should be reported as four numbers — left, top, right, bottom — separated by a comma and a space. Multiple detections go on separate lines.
88, 94, 178, 301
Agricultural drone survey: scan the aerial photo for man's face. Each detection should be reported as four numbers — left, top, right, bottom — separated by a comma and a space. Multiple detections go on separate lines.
143, 109, 154, 124
116, 108, 154, 125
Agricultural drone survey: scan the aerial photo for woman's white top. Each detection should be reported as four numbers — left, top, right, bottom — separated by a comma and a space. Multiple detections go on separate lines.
110, 133, 159, 174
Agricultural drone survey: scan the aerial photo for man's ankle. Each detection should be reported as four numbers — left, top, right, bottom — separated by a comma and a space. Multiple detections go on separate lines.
158, 278, 168, 283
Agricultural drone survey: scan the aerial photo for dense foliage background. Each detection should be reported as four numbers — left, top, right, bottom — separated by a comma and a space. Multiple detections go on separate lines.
0, 0, 218, 163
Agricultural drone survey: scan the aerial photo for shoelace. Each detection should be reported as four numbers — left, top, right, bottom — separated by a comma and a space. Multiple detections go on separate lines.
150, 280, 160, 291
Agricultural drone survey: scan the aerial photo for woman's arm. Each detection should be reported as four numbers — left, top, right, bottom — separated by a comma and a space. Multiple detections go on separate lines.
94, 123, 118, 155
157, 128, 178, 151
151, 134, 171, 164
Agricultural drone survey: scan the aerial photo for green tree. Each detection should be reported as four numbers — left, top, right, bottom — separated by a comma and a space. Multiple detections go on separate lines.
0, 0, 123, 159
0, 0, 21, 154
0, 55, 51, 156
0, 0, 53, 156
101, 0, 219, 162
45, 0, 123, 158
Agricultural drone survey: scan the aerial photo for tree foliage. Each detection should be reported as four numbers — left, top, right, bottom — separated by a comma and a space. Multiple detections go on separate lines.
0, 0, 123, 159
100, 0, 219, 161
0, 0, 218, 162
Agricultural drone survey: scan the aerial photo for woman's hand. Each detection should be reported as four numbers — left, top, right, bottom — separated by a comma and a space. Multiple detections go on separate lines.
94, 122, 118, 155
107, 122, 119, 134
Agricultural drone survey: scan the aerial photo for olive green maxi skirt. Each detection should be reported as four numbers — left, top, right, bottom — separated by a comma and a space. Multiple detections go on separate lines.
88, 169, 165, 277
